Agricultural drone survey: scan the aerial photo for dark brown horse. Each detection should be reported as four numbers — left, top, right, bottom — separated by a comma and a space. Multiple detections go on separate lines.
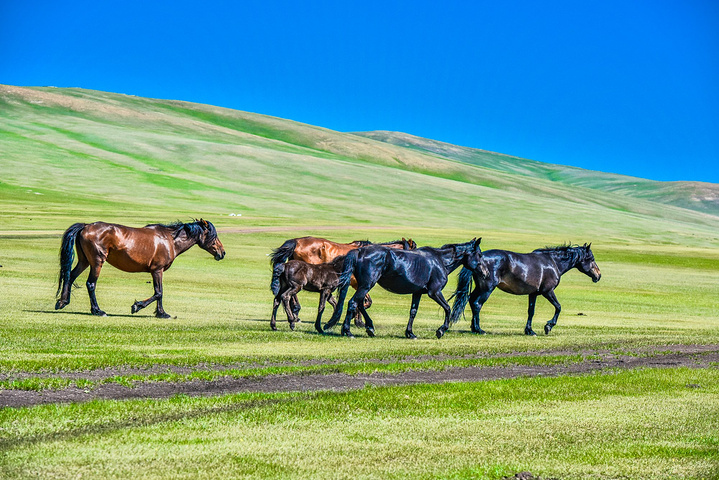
270, 236, 417, 326
449, 243, 601, 335
55, 219, 225, 318
270, 256, 346, 332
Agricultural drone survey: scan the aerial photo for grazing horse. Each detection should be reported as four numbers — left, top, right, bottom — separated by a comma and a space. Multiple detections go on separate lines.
55, 219, 225, 318
270, 236, 417, 326
324, 238, 483, 339
449, 244, 601, 336
270, 256, 346, 332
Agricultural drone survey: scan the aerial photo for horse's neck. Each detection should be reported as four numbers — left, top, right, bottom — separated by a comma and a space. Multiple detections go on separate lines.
436, 247, 463, 273
173, 232, 197, 256
548, 251, 577, 274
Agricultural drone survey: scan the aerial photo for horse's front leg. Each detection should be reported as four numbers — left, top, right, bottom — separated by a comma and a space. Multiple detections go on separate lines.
281, 285, 302, 330
131, 270, 168, 318
525, 293, 538, 335
405, 292, 423, 339
542, 291, 561, 335
432, 291, 452, 339
342, 288, 370, 337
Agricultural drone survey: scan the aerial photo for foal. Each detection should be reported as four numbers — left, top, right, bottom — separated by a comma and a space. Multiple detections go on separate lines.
270, 256, 346, 332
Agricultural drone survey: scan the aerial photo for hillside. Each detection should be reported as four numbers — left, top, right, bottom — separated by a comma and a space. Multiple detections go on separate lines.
354, 130, 719, 216
1, 84, 719, 248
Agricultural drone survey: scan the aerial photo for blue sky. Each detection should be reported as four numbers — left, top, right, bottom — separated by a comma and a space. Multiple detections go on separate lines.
2, 1, 718, 182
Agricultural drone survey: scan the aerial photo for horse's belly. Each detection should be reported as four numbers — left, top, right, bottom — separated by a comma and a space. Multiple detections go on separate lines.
106, 251, 149, 273
497, 280, 536, 295
378, 278, 423, 295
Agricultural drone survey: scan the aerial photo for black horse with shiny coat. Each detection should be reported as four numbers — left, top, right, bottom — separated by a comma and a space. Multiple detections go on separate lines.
324, 238, 483, 338
449, 243, 601, 336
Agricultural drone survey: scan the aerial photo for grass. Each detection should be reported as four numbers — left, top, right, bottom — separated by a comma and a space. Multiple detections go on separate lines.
1, 369, 718, 479
1, 85, 718, 478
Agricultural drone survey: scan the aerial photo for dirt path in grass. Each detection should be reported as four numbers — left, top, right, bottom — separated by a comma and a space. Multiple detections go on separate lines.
1, 344, 717, 408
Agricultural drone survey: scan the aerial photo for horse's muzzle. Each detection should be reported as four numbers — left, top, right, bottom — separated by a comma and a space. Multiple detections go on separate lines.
215, 252, 225, 261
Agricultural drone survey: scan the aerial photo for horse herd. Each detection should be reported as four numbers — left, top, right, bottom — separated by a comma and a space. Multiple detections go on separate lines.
55, 219, 602, 339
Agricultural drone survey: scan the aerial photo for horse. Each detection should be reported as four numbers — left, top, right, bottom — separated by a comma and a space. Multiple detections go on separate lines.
324, 238, 483, 339
449, 243, 601, 336
55, 219, 225, 318
270, 255, 346, 332
270, 236, 417, 326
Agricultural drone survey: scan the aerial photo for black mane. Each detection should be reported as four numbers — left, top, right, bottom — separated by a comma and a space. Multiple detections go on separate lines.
147, 220, 217, 242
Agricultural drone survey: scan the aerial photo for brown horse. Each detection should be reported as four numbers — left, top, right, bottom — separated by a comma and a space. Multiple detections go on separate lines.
270, 256, 346, 332
55, 219, 225, 318
270, 236, 417, 326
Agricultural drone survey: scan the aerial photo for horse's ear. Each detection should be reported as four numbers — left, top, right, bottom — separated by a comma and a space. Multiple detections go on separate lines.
200, 218, 208, 228
586, 242, 592, 249
474, 237, 482, 247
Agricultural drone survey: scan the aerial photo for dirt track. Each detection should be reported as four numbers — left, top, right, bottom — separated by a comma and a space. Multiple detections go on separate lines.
2, 344, 717, 409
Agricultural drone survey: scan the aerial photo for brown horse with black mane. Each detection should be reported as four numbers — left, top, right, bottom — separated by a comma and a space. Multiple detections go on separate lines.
270, 236, 417, 326
55, 219, 225, 318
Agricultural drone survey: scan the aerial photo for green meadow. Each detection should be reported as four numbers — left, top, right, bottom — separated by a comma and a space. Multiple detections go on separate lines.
1, 85, 718, 479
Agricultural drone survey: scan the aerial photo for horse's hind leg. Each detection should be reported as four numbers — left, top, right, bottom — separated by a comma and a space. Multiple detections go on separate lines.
270, 295, 282, 331
86, 261, 106, 317
542, 291, 561, 335
314, 290, 330, 333
525, 293, 538, 335
431, 291, 452, 339
469, 287, 493, 334
57, 250, 89, 309
405, 292, 422, 339
281, 284, 302, 330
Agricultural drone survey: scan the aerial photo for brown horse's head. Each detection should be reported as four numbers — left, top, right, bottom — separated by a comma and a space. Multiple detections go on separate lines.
577, 243, 601, 282
196, 219, 225, 261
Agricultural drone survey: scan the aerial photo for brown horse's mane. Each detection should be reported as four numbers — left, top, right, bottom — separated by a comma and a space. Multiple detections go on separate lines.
146, 220, 217, 242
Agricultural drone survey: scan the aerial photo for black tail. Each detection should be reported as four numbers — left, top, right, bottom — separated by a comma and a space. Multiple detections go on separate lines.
449, 267, 474, 325
56, 223, 85, 298
270, 239, 297, 267
323, 249, 358, 330
270, 263, 285, 295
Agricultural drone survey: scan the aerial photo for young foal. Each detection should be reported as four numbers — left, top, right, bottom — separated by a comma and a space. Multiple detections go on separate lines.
449, 243, 601, 335
55, 219, 225, 318
270, 256, 346, 332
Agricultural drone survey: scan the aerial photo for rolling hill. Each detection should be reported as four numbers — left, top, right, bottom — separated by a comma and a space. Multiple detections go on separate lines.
1, 84, 718, 248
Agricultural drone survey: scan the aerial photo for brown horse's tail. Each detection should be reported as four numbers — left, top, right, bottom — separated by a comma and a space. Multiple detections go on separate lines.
56, 223, 85, 298
270, 238, 297, 267
449, 267, 474, 325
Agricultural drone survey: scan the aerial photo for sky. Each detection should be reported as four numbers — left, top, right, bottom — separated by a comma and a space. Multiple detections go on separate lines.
1, 0, 718, 183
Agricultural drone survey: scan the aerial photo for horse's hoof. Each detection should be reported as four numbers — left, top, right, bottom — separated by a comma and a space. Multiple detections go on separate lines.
91, 309, 107, 317
289, 322, 296, 331
471, 328, 487, 335
131, 303, 140, 314
323, 322, 335, 331
407, 331, 418, 340
525, 329, 537, 336
435, 328, 444, 339
271, 325, 278, 331
341, 330, 354, 338
366, 328, 375, 338
156, 312, 171, 319
544, 324, 553, 335
55, 300, 68, 310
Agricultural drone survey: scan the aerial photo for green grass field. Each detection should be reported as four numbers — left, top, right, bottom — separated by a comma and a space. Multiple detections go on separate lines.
1, 85, 718, 479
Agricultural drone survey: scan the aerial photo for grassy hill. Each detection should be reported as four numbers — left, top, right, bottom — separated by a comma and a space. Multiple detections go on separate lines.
1, 84, 719, 249
355, 130, 719, 216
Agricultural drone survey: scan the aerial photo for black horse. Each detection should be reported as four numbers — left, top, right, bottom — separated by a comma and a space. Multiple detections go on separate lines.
324, 238, 483, 338
449, 243, 601, 336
